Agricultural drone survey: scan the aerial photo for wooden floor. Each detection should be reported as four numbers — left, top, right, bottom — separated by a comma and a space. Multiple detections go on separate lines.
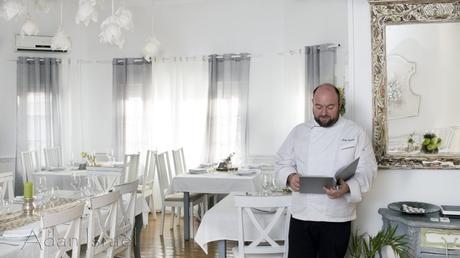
140, 213, 236, 258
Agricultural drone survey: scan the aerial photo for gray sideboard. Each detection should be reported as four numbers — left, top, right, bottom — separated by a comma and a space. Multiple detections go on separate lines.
379, 208, 460, 258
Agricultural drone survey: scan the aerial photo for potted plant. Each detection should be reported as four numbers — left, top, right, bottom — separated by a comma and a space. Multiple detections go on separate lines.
348, 225, 410, 258
420, 133, 441, 154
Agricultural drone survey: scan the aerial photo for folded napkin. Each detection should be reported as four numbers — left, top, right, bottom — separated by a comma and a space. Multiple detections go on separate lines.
47, 167, 65, 171
237, 169, 259, 176
189, 168, 208, 174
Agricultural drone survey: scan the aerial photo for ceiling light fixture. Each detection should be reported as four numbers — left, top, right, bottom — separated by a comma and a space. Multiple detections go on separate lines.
143, 0, 160, 61
0, 0, 25, 21
75, 0, 98, 26
20, 15, 39, 36
51, 0, 71, 51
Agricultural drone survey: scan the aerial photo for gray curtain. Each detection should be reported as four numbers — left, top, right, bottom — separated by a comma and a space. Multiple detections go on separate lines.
112, 58, 152, 161
16, 57, 62, 194
206, 53, 250, 164
305, 44, 337, 120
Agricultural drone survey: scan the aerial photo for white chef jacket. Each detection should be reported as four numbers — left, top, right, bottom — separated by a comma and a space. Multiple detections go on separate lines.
275, 117, 377, 222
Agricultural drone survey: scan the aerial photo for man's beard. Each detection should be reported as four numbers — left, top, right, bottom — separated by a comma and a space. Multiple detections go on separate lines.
314, 115, 339, 128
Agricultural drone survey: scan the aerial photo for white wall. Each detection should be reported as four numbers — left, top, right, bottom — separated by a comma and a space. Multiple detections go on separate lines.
350, 0, 460, 235
0, 0, 348, 159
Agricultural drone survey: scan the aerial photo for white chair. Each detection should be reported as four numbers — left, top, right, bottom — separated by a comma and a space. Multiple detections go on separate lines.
0, 171, 14, 202
172, 147, 208, 222
40, 203, 85, 258
86, 191, 120, 258
44, 147, 63, 169
111, 180, 138, 258
156, 151, 205, 238
139, 150, 157, 218
122, 153, 140, 184
94, 152, 112, 163
172, 147, 187, 176
20, 150, 41, 182
233, 195, 291, 258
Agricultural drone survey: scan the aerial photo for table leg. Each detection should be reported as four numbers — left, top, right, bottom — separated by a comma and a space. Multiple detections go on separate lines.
218, 240, 227, 258
184, 191, 190, 240
133, 214, 143, 258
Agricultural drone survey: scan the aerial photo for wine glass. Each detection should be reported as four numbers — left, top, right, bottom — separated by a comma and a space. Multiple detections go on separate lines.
36, 176, 48, 199
261, 174, 272, 196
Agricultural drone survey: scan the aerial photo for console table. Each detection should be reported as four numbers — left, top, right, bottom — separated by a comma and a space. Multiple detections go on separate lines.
379, 208, 460, 257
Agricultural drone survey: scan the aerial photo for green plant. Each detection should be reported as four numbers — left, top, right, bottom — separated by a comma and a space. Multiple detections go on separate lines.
421, 133, 441, 154
348, 225, 411, 258
80, 152, 96, 166
338, 86, 346, 115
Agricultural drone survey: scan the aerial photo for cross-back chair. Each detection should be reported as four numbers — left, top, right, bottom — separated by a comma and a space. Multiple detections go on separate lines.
40, 203, 85, 258
233, 195, 291, 258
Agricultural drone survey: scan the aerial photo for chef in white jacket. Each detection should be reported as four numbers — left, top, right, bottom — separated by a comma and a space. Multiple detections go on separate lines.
276, 83, 377, 258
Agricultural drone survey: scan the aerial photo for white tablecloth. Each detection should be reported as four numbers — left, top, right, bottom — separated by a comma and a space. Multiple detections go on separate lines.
0, 191, 148, 258
170, 171, 262, 194
194, 194, 291, 254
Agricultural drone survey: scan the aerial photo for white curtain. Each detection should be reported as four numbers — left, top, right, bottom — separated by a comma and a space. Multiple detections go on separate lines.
283, 50, 308, 123
206, 54, 250, 164
150, 57, 209, 168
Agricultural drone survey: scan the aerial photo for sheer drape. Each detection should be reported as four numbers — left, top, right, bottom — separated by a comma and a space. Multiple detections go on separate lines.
16, 57, 62, 194
206, 54, 250, 164
150, 57, 209, 167
283, 51, 308, 123
305, 44, 337, 120
112, 58, 152, 161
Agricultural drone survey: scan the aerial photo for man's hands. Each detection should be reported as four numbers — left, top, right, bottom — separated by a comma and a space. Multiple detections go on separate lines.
323, 179, 349, 199
288, 174, 350, 198
287, 173, 300, 192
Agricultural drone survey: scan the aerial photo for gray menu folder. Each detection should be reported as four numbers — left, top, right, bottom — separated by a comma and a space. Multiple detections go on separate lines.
299, 158, 360, 194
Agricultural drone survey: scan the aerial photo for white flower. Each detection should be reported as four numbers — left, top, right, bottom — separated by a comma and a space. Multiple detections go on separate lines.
75, 0, 98, 26
143, 37, 161, 61
51, 30, 72, 51
20, 18, 40, 36
0, 1, 25, 21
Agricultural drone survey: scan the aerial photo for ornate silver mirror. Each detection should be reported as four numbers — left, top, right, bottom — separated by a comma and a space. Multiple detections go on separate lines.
370, 0, 460, 169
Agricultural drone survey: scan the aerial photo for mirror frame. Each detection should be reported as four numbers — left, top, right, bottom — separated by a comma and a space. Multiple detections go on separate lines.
370, 0, 460, 169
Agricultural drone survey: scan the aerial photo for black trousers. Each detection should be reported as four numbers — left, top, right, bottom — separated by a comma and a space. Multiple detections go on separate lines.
288, 217, 351, 258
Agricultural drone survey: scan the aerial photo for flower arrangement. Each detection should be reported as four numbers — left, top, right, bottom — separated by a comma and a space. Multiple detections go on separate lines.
338, 87, 346, 116
421, 133, 442, 154
80, 152, 96, 166
216, 152, 236, 171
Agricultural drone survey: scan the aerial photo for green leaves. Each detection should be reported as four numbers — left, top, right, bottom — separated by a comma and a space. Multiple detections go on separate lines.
348, 225, 411, 258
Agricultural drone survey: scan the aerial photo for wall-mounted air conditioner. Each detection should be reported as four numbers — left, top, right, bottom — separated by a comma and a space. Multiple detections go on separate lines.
15, 35, 67, 52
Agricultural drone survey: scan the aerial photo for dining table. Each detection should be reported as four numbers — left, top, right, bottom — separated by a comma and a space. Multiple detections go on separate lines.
169, 169, 262, 241
0, 189, 148, 258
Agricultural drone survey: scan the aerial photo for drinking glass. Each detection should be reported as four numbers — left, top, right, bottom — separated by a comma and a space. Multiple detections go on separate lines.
36, 176, 48, 199
262, 174, 272, 196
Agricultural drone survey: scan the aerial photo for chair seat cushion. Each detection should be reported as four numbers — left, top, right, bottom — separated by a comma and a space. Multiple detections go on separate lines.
164, 192, 204, 202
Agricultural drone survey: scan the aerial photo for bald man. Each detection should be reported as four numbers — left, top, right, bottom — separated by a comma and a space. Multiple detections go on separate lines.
276, 83, 377, 258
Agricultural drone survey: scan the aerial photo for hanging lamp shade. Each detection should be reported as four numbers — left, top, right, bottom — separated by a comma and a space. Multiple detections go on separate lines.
114, 7, 132, 31
20, 17, 40, 36
143, 36, 160, 61
51, 30, 72, 51
99, 16, 124, 48
75, 0, 98, 26
0, 1, 25, 21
